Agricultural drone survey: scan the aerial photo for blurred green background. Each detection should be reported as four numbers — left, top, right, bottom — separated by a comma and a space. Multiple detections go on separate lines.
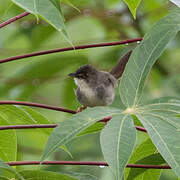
0, 0, 179, 179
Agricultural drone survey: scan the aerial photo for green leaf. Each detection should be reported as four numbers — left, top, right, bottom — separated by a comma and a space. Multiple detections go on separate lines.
0, 160, 24, 180
141, 97, 180, 115
137, 114, 180, 177
145, 113, 180, 130
41, 107, 121, 162
61, 145, 73, 159
17, 106, 52, 134
61, 0, 80, 12
119, 12, 180, 107
78, 122, 104, 136
123, 0, 142, 18
125, 138, 165, 180
127, 154, 163, 180
0, 105, 51, 131
17, 170, 77, 180
65, 172, 98, 180
49, 0, 61, 10
0, 105, 72, 158
0, 116, 17, 162
12, 0, 70, 41
100, 114, 136, 180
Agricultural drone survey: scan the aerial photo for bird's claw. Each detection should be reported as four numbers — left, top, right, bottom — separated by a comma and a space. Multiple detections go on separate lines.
77, 106, 87, 113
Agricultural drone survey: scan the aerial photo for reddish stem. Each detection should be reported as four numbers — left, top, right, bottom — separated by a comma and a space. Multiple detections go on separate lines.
0, 123, 146, 133
7, 160, 170, 169
0, 38, 142, 64
0, 100, 147, 132
0, 124, 57, 130
135, 126, 147, 132
126, 164, 170, 169
0, 101, 76, 114
0, 12, 30, 29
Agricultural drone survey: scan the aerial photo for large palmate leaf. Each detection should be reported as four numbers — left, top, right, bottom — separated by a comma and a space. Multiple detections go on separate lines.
119, 12, 180, 107
140, 97, 180, 115
12, 0, 69, 41
0, 116, 17, 162
125, 139, 165, 180
137, 114, 180, 177
41, 107, 121, 162
17, 170, 77, 180
100, 114, 136, 180
0, 160, 24, 180
123, 0, 142, 18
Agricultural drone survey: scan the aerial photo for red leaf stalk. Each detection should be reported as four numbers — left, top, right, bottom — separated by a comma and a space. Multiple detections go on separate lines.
0, 38, 142, 64
7, 160, 170, 169
0, 12, 30, 29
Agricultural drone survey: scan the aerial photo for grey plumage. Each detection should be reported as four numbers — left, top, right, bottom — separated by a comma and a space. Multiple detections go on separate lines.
68, 51, 132, 107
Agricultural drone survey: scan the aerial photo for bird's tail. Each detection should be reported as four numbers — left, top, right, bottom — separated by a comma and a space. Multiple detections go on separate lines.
109, 50, 132, 79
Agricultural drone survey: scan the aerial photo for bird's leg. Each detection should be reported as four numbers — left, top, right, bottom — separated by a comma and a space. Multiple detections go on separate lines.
77, 106, 87, 113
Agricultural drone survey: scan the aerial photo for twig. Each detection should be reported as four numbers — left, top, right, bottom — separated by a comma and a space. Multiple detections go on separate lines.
0, 101, 76, 114
7, 160, 170, 169
0, 38, 142, 64
0, 12, 30, 29
0, 101, 147, 132
0, 124, 57, 130
135, 126, 147, 132
0, 124, 146, 132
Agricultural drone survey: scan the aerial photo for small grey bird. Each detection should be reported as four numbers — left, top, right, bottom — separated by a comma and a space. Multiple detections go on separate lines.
68, 51, 132, 107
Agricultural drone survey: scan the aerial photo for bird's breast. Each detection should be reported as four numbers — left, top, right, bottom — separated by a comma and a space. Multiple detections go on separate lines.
74, 78, 106, 107
74, 78, 115, 107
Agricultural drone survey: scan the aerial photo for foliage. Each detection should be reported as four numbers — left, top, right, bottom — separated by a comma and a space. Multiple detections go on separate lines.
41, 11, 180, 180
16, 170, 77, 180
0, 160, 24, 180
0, 0, 180, 180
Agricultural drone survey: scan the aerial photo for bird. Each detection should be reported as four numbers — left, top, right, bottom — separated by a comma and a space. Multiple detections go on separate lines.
68, 51, 132, 109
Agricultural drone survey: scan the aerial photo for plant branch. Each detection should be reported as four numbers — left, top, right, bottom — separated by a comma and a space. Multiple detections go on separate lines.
0, 38, 142, 64
7, 160, 170, 169
0, 101, 76, 114
0, 124, 146, 133
0, 124, 57, 130
0, 12, 30, 29
135, 126, 147, 132
0, 101, 146, 132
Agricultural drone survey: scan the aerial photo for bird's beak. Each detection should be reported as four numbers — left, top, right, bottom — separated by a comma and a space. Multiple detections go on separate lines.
68, 72, 77, 77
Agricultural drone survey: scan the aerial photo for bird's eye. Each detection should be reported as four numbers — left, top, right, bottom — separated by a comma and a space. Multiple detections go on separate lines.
78, 73, 87, 79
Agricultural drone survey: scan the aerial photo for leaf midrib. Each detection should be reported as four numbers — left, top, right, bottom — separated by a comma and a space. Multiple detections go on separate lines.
116, 115, 128, 179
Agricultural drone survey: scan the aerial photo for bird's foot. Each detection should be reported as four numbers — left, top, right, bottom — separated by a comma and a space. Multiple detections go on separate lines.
77, 106, 87, 113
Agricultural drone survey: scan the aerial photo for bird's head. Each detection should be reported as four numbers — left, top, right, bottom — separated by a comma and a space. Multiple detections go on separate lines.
69, 65, 97, 80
